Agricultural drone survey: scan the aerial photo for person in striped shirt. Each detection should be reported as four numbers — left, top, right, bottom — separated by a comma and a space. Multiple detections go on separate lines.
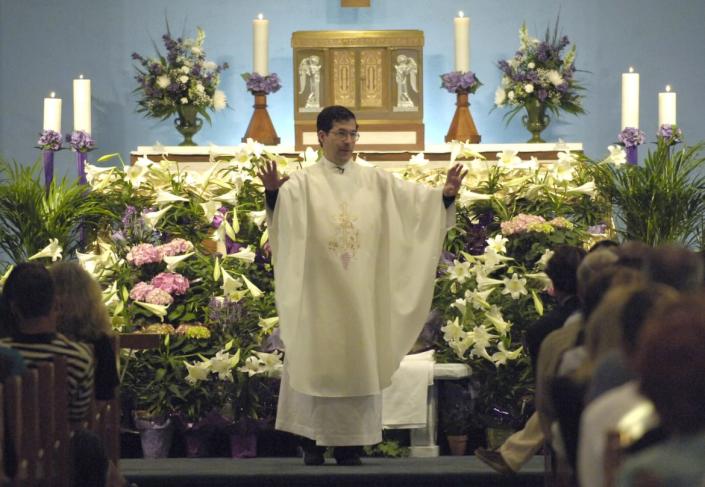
0, 262, 94, 425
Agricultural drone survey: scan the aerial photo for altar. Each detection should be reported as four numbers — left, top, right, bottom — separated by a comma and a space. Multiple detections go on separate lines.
130, 142, 583, 171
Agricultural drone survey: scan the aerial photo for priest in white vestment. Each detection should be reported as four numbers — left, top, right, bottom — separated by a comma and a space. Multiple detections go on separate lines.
260, 106, 466, 465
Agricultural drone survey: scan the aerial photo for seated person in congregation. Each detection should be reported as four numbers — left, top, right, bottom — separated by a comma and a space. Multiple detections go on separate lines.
0, 262, 95, 425
50, 262, 119, 402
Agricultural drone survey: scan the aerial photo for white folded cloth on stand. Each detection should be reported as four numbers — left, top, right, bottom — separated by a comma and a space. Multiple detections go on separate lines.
382, 350, 435, 429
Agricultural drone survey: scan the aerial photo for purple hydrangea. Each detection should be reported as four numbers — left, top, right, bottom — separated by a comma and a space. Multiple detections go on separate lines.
657, 124, 683, 145
440, 70, 482, 94
66, 130, 96, 152
242, 72, 282, 95
37, 130, 62, 151
617, 127, 646, 148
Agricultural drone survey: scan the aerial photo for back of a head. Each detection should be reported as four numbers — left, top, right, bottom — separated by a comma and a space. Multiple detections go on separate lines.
615, 240, 650, 270
50, 261, 111, 341
316, 105, 356, 133
644, 244, 704, 292
577, 249, 619, 305
2, 262, 55, 323
636, 293, 705, 433
581, 265, 643, 320
545, 245, 586, 295
618, 283, 679, 356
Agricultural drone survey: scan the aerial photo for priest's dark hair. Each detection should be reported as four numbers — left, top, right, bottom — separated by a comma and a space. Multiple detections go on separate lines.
1, 262, 55, 321
317, 105, 357, 133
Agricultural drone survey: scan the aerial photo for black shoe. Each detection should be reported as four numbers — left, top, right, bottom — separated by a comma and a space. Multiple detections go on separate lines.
333, 446, 363, 466
301, 438, 326, 466
474, 447, 515, 475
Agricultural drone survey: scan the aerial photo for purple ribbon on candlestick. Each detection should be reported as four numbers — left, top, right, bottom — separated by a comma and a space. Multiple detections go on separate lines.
626, 145, 637, 165
76, 151, 88, 184
42, 150, 55, 189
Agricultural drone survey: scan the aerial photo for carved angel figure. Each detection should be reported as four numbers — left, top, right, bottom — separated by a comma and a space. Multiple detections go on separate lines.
394, 54, 417, 108
298, 55, 322, 108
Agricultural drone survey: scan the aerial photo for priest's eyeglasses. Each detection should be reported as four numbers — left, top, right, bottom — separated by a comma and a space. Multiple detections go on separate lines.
330, 130, 360, 141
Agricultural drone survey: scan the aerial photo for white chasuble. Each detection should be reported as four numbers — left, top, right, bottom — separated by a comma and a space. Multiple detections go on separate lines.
268, 158, 454, 398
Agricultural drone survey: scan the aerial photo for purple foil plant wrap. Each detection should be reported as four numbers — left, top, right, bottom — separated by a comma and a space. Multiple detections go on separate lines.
657, 124, 683, 145
618, 127, 645, 165
37, 130, 62, 189
242, 72, 282, 95
440, 70, 482, 94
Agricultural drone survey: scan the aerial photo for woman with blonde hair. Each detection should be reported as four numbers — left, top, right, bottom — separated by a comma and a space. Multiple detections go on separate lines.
50, 261, 119, 401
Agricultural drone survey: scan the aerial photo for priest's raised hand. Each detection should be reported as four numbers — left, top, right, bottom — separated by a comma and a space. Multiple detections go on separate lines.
442, 162, 468, 198
257, 159, 290, 191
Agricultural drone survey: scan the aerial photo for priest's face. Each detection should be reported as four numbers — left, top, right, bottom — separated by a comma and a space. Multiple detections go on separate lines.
319, 119, 358, 165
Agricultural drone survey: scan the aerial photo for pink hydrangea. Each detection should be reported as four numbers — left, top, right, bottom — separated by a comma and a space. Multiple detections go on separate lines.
129, 282, 155, 301
145, 287, 174, 306
158, 238, 194, 257
500, 214, 546, 236
126, 243, 162, 266
151, 272, 190, 295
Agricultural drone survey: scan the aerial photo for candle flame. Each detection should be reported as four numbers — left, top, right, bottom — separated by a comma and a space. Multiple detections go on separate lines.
666, 85, 671, 92
50, 91, 56, 98
628, 66, 634, 73
458, 11, 465, 17
79, 74, 84, 79
257, 13, 264, 20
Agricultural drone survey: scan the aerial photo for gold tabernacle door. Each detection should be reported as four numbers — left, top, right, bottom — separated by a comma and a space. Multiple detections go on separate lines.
292, 30, 424, 151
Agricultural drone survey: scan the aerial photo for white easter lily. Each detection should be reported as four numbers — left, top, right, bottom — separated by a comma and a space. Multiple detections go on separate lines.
475, 274, 504, 291
449, 140, 463, 163
606, 145, 627, 165
185, 361, 211, 384
210, 349, 241, 381
491, 342, 523, 366
408, 152, 429, 167
229, 246, 256, 263
447, 260, 473, 283
213, 189, 239, 206
502, 273, 528, 299
249, 210, 267, 229
255, 351, 283, 375
457, 190, 492, 206
163, 252, 194, 272
241, 138, 264, 158
143, 205, 172, 229
258, 316, 279, 334
200, 201, 221, 224
485, 305, 512, 336
485, 235, 509, 254
28, 238, 63, 262
467, 289, 494, 310
239, 355, 265, 377
536, 249, 554, 269
221, 268, 243, 298
155, 190, 189, 204
441, 317, 466, 342
0, 265, 14, 290
241, 274, 263, 298
496, 150, 522, 168
135, 301, 168, 320
566, 181, 596, 196
299, 147, 319, 167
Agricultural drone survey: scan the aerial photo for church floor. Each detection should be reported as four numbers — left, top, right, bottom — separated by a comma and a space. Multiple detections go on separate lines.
121, 456, 546, 487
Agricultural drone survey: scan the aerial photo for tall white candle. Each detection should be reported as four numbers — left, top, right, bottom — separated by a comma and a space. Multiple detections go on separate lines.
658, 85, 677, 126
454, 11, 470, 72
253, 13, 269, 75
73, 74, 91, 134
43, 92, 62, 133
621, 66, 640, 129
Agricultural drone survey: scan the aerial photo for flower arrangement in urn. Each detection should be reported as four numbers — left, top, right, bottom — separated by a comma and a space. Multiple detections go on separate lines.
494, 19, 584, 142
132, 24, 229, 145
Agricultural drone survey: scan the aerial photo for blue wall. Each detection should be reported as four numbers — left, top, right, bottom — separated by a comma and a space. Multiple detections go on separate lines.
1, 0, 704, 178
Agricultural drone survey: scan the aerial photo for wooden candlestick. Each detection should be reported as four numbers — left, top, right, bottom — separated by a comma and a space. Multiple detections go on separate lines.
445, 91, 480, 143
242, 92, 280, 145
